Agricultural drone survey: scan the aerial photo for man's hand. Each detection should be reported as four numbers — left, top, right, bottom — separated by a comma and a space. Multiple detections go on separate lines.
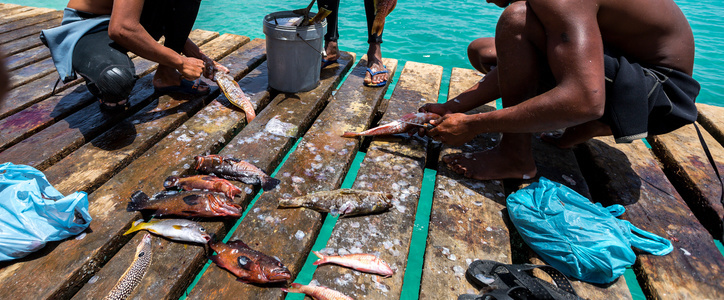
179, 56, 206, 81
427, 113, 478, 146
201, 55, 229, 81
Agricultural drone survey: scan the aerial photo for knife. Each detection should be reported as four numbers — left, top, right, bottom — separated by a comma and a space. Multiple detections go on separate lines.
398, 120, 435, 130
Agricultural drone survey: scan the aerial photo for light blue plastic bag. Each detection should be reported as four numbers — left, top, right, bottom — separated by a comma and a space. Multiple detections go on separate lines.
0, 162, 91, 261
506, 177, 672, 284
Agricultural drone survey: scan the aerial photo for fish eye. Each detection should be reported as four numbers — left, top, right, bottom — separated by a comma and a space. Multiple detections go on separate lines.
138, 252, 145, 258
237, 256, 253, 270
199, 227, 206, 232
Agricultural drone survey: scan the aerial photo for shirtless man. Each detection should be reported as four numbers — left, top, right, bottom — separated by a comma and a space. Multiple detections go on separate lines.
42, 0, 226, 111
419, 0, 700, 181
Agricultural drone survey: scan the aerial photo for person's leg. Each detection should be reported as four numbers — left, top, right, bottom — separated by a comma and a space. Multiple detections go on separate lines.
72, 30, 136, 109
468, 37, 497, 74
540, 120, 613, 149
363, 0, 388, 86
443, 2, 548, 181
318, 0, 340, 63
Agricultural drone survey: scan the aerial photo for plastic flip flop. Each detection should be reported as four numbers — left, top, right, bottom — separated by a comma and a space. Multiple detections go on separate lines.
364, 67, 389, 87
321, 58, 338, 69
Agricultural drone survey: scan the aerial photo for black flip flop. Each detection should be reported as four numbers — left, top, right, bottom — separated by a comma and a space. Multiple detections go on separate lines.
98, 98, 130, 114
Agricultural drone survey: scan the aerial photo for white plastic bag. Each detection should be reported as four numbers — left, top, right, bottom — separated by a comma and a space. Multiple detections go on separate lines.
0, 162, 91, 261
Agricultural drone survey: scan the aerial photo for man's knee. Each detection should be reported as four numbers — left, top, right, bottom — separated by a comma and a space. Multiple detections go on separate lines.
88, 65, 137, 103
498, 2, 530, 33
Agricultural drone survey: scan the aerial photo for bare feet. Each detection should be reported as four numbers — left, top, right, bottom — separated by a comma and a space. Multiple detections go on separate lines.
540, 120, 613, 149
364, 43, 389, 86
323, 40, 340, 62
442, 147, 537, 181
153, 65, 209, 93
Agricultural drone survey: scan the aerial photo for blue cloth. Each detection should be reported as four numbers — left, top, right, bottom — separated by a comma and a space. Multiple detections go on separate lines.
40, 8, 110, 83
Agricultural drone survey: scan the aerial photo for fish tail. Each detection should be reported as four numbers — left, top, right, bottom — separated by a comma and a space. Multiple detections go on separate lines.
127, 191, 149, 212
163, 175, 180, 189
261, 176, 281, 191
282, 282, 303, 293
311, 251, 326, 265
123, 219, 146, 235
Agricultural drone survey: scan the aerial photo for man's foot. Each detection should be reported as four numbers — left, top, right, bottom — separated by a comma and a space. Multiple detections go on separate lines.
322, 41, 340, 69
364, 43, 389, 87
98, 98, 130, 114
540, 121, 613, 149
442, 147, 537, 181
153, 66, 210, 95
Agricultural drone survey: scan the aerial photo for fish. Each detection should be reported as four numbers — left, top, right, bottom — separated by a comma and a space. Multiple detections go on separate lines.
278, 189, 394, 217
164, 175, 243, 199
104, 233, 153, 300
282, 283, 354, 300
127, 190, 242, 218
312, 251, 394, 277
123, 219, 212, 244
194, 154, 281, 191
342, 112, 439, 138
215, 72, 256, 122
371, 0, 398, 36
208, 240, 292, 284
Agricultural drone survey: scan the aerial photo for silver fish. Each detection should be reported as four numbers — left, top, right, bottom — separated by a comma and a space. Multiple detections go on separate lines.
123, 219, 211, 244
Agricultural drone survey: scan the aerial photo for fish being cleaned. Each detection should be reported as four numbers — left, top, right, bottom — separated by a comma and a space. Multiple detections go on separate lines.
342, 112, 439, 137
278, 189, 394, 217
282, 283, 353, 300
103, 233, 153, 300
164, 175, 243, 199
195, 154, 281, 191
371, 0, 397, 36
127, 190, 242, 218
215, 72, 256, 122
209, 240, 291, 284
313, 251, 394, 277
123, 219, 211, 244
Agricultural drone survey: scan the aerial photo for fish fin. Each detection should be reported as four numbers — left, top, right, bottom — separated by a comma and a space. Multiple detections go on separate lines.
163, 175, 180, 189
311, 251, 326, 265
261, 176, 281, 191
123, 219, 146, 235
282, 283, 303, 293
127, 191, 149, 211
172, 225, 183, 230
329, 208, 340, 217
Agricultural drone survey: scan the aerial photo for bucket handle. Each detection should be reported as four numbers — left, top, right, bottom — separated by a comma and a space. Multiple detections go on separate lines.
296, 32, 327, 57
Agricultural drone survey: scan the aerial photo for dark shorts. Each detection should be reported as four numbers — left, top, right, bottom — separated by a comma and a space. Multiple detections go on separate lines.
600, 50, 700, 143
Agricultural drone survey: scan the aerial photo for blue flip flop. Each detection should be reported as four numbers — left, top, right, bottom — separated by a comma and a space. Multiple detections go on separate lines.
321, 58, 338, 69
154, 78, 210, 95
364, 67, 389, 87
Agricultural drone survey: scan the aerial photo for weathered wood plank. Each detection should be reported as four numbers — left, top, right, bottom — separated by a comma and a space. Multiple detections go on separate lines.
696, 103, 724, 148
0, 6, 34, 19
577, 137, 724, 299
5, 45, 50, 71
7, 56, 55, 89
0, 30, 218, 153
309, 61, 439, 299
0, 7, 54, 26
0, 3, 22, 12
70, 40, 270, 300
2, 29, 49, 57
648, 123, 724, 238
186, 54, 361, 300
0, 9, 60, 36
420, 68, 510, 299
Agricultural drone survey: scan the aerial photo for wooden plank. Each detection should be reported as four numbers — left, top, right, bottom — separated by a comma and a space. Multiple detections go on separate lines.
0, 3, 22, 12
0, 34, 248, 300
0, 30, 218, 153
185, 54, 362, 300
7, 57, 55, 89
0, 6, 34, 19
5, 45, 50, 71
648, 123, 724, 238
309, 61, 440, 299
420, 68, 510, 299
0, 7, 55, 26
696, 103, 724, 147
577, 137, 724, 299
70, 39, 268, 300
1, 29, 48, 56
0, 9, 61, 36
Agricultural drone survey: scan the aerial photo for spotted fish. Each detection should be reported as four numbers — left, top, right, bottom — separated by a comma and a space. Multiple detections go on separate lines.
103, 233, 153, 300
278, 189, 394, 217
216, 72, 256, 122
342, 112, 439, 137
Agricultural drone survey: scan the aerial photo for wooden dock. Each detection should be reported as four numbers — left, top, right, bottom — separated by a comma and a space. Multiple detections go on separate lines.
1, 3, 723, 299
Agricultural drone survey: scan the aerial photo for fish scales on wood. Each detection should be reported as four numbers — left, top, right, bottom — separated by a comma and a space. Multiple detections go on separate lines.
420, 68, 510, 300
187, 55, 385, 300
648, 124, 724, 238
578, 137, 724, 298
310, 61, 441, 299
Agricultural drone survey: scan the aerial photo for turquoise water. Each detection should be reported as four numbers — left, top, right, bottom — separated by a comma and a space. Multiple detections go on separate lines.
13, 0, 724, 106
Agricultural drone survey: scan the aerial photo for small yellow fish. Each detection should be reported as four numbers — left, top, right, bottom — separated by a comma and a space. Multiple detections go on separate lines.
124, 219, 211, 244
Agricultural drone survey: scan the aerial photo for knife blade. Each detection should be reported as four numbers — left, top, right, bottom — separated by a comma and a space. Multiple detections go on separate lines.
398, 120, 435, 130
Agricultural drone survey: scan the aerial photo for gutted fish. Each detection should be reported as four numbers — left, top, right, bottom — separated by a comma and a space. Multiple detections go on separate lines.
127, 190, 242, 218
104, 233, 153, 300
313, 251, 394, 277
371, 0, 398, 36
164, 175, 243, 199
194, 154, 281, 191
278, 189, 394, 217
123, 219, 211, 244
282, 283, 354, 300
216, 72, 256, 122
342, 112, 439, 137
208, 240, 291, 284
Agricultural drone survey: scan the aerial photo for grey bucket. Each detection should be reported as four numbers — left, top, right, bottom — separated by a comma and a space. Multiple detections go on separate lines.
263, 11, 327, 93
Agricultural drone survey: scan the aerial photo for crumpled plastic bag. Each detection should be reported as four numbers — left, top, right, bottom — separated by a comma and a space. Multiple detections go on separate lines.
0, 162, 91, 261
507, 177, 672, 284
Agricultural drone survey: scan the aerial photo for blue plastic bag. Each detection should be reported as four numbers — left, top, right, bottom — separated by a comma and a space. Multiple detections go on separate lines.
506, 177, 672, 284
0, 162, 92, 261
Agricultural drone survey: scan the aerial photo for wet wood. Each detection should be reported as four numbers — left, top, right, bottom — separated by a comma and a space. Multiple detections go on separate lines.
648, 123, 724, 238
577, 137, 724, 299
186, 54, 362, 300
0, 9, 61, 37
308, 61, 441, 299
420, 68, 511, 300
696, 103, 724, 148
0, 7, 54, 26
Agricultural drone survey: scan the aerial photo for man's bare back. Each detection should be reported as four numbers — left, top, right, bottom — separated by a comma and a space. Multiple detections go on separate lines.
67, 0, 114, 15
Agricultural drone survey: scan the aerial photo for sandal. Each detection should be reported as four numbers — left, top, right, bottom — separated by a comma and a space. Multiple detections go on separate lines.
364, 66, 389, 87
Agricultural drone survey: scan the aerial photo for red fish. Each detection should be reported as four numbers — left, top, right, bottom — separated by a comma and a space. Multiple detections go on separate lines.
163, 175, 243, 199
194, 154, 281, 191
312, 251, 394, 277
282, 283, 353, 300
209, 240, 291, 284
371, 0, 398, 36
342, 112, 439, 138
127, 190, 242, 218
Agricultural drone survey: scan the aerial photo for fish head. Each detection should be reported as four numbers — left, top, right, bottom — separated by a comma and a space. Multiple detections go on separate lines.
377, 193, 395, 209
260, 258, 292, 282
181, 223, 212, 244
163, 176, 180, 189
